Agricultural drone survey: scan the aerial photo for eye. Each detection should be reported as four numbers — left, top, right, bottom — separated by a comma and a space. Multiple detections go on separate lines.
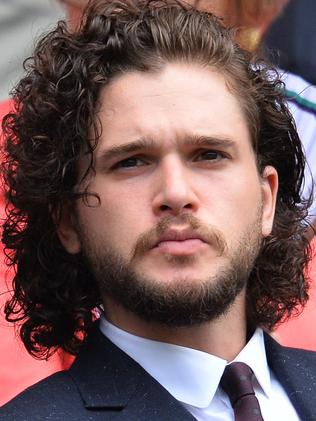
112, 156, 147, 170
195, 150, 226, 162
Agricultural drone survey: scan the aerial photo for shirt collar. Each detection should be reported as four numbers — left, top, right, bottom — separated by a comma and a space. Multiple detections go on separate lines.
233, 328, 272, 398
99, 315, 271, 408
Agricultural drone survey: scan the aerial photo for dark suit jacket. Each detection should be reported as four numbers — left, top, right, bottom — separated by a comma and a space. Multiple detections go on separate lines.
1, 321, 316, 420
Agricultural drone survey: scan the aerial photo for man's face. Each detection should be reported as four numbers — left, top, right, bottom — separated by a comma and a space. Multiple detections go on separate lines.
60, 63, 277, 326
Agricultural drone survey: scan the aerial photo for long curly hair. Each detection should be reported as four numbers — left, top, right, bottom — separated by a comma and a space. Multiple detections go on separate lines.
1, 0, 312, 358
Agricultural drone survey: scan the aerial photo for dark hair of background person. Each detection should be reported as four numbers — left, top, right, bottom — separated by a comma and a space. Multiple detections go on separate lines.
264, 0, 316, 86
1, 0, 311, 359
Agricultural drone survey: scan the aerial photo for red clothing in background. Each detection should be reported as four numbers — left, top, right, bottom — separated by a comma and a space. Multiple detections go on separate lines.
276, 237, 316, 349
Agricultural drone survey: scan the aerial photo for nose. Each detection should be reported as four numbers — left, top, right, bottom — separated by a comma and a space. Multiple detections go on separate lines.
152, 157, 199, 216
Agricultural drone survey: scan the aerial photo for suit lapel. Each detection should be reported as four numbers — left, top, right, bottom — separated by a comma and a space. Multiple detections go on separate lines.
71, 322, 316, 420
69, 322, 195, 420
265, 333, 316, 421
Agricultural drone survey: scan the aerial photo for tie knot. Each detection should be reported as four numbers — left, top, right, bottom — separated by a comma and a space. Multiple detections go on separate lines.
220, 362, 255, 407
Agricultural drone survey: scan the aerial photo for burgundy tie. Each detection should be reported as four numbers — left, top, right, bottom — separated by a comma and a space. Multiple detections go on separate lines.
220, 362, 264, 421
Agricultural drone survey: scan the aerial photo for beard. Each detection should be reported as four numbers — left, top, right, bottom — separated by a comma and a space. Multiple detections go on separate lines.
79, 212, 263, 327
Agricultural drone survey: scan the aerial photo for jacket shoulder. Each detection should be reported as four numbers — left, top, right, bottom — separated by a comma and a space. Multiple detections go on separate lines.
265, 332, 316, 366
265, 333, 316, 420
0, 371, 83, 420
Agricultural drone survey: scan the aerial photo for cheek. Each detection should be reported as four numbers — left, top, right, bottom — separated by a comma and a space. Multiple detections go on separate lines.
225, 184, 263, 233
200, 172, 262, 231
79, 183, 149, 250
99, 184, 147, 222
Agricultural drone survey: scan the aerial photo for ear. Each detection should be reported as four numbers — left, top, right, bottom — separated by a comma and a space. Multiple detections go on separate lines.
57, 205, 81, 255
260, 165, 278, 237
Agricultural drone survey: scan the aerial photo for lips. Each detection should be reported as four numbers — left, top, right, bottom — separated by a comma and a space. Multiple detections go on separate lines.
154, 228, 206, 245
152, 228, 208, 255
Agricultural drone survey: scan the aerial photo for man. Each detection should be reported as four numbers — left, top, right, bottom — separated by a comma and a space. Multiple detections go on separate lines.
58, 0, 316, 355
0, 0, 315, 420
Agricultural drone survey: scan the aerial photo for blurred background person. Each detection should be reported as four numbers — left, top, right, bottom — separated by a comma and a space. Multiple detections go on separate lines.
265, 0, 316, 86
0, 0, 64, 100
59, 0, 88, 29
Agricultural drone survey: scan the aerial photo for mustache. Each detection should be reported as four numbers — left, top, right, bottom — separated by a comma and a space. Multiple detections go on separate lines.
132, 214, 227, 259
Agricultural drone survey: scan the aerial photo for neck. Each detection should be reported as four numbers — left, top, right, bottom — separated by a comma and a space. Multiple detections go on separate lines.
103, 291, 248, 361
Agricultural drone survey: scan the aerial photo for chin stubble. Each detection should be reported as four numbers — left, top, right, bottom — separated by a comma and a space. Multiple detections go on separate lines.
79, 213, 263, 327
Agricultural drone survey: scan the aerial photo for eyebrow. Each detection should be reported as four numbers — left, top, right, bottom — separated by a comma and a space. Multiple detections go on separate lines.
96, 135, 237, 163
184, 135, 236, 149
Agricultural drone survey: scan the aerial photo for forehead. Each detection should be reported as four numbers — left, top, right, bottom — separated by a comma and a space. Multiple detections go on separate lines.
96, 62, 251, 151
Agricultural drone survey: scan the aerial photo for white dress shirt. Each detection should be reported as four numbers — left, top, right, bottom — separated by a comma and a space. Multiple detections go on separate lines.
99, 315, 300, 420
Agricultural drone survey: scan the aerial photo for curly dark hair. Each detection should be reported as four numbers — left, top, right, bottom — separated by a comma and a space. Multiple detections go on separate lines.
1, 0, 312, 358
